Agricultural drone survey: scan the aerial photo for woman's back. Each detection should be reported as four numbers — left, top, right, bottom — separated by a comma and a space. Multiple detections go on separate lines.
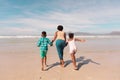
56, 31, 65, 40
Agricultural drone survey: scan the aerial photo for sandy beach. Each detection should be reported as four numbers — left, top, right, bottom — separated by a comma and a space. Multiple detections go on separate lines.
0, 37, 120, 80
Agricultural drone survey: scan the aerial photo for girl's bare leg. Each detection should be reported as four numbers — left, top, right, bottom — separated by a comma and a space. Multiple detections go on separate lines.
71, 53, 77, 70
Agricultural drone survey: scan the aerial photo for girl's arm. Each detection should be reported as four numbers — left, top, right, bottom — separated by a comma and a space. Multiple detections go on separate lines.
37, 39, 41, 47
48, 38, 53, 46
75, 38, 85, 42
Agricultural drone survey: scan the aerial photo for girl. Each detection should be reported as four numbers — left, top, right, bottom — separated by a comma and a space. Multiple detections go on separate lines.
68, 33, 85, 70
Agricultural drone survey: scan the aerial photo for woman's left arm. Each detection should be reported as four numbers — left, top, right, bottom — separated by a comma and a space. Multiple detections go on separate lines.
64, 32, 67, 42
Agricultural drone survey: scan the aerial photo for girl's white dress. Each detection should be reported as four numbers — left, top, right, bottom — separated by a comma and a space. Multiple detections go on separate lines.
68, 38, 77, 54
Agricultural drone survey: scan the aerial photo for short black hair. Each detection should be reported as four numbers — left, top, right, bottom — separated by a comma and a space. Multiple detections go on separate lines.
42, 31, 46, 37
68, 33, 74, 38
57, 25, 63, 31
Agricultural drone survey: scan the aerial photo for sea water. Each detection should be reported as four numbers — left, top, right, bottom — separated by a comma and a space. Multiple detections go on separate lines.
0, 35, 120, 53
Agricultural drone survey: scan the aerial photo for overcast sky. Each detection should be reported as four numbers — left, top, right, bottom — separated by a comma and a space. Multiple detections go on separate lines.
0, 0, 120, 35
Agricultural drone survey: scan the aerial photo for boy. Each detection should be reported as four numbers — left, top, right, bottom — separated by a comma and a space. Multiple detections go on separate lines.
37, 31, 52, 71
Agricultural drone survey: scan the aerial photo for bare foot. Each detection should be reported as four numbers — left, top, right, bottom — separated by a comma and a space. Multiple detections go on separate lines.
60, 63, 65, 68
45, 64, 48, 67
41, 67, 44, 71
74, 67, 78, 70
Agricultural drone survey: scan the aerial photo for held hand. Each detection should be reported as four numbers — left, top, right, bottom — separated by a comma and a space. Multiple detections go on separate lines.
50, 44, 53, 46
50, 42, 53, 46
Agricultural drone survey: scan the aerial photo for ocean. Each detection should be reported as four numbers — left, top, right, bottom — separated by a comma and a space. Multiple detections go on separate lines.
0, 35, 120, 53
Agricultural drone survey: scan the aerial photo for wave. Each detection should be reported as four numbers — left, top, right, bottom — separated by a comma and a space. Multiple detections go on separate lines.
0, 36, 39, 38
0, 35, 120, 39
75, 35, 120, 38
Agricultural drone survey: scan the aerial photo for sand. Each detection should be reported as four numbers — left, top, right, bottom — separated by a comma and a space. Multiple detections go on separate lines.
0, 38, 120, 80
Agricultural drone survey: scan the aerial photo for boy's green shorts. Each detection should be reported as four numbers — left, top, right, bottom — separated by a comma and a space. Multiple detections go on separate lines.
40, 50, 47, 58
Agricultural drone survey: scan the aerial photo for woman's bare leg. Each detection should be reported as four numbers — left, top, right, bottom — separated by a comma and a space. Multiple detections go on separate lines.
60, 60, 64, 67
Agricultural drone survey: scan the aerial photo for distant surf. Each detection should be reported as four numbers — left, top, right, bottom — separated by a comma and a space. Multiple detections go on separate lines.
0, 35, 120, 39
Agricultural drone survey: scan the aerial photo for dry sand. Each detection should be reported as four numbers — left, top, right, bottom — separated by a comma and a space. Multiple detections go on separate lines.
0, 38, 120, 80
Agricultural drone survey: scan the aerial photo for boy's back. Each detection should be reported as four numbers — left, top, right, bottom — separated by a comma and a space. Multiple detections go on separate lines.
37, 37, 51, 50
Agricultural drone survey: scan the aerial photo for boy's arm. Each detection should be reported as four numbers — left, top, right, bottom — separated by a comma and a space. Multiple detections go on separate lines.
37, 39, 41, 47
48, 38, 53, 46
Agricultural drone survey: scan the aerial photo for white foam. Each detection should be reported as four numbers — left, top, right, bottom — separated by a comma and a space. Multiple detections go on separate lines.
0, 36, 54, 39
0, 36, 39, 38
0, 35, 120, 39
75, 35, 120, 38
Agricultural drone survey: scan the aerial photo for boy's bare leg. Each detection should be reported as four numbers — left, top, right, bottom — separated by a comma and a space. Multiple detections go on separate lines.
41, 58, 44, 71
44, 56, 48, 67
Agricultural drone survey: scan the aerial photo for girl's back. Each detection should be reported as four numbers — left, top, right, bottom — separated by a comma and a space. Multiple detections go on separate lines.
68, 38, 76, 50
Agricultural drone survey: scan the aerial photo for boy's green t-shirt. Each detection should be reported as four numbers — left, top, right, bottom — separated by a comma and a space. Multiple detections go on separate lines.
37, 37, 52, 50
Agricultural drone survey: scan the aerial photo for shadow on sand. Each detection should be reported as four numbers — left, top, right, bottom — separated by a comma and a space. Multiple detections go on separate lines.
46, 56, 100, 71
65, 56, 100, 70
46, 62, 60, 71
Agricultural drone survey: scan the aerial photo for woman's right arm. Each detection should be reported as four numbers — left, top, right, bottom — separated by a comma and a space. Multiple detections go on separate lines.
52, 31, 57, 43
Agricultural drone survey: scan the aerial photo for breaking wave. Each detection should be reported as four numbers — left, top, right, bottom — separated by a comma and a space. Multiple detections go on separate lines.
0, 35, 120, 39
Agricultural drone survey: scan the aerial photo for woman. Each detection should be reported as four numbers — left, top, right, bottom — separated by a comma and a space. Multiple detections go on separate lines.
52, 25, 67, 67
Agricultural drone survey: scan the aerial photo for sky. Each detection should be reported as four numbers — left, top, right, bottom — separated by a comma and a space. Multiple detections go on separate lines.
0, 0, 120, 35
